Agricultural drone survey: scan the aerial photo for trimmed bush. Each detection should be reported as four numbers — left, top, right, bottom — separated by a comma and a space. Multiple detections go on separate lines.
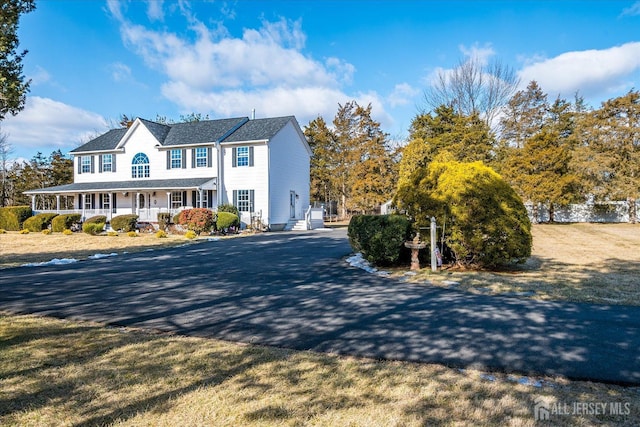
217, 203, 239, 217
63, 229, 73, 235
84, 215, 107, 224
215, 211, 240, 232
348, 214, 412, 266
42, 229, 52, 235
52, 213, 82, 232
19, 229, 29, 234
127, 231, 138, 237
184, 230, 197, 239
0, 206, 32, 231
155, 230, 168, 238
177, 208, 214, 234
23, 213, 59, 232
111, 214, 138, 232
107, 231, 118, 237
394, 159, 532, 268
82, 222, 104, 235
157, 212, 171, 231
173, 212, 182, 224
0, 229, 6, 234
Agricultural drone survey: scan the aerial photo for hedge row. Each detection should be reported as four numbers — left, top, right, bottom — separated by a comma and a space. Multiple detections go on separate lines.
348, 214, 412, 266
23, 213, 59, 232
0, 206, 32, 231
52, 214, 82, 232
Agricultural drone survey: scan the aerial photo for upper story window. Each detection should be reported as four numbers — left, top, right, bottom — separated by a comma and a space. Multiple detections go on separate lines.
170, 149, 182, 169
102, 154, 113, 172
195, 147, 208, 168
232, 146, 254, 167
131, 152, 150, 178
81, 156, 92, 174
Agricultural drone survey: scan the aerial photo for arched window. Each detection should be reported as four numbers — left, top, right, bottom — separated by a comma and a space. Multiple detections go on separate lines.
131, 153, 150, 178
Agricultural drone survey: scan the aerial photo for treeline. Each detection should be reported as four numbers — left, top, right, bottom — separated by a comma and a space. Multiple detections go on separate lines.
309, 83, 640, 223
0, 149, 73, 208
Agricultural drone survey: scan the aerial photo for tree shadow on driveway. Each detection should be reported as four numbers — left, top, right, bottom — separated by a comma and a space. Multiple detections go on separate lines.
1, 229, 639, 385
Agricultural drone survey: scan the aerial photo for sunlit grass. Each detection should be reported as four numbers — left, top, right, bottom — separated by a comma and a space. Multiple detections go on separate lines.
392, 223, 640, 305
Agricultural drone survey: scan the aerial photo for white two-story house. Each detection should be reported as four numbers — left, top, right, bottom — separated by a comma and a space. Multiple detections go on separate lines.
25, 115, 313, 231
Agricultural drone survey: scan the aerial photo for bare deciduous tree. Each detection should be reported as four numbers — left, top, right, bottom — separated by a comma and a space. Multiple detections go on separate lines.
424, 56, 519, 128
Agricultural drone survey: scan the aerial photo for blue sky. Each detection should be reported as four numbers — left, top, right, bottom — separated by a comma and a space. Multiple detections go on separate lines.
3, 0, 640, 159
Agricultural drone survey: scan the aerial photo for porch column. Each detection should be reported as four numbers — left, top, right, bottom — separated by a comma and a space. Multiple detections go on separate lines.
199, 188, 204, 208
136, 192, 141, 217
167, 192, 171, 212
82, 194, 86, 219
30, 195, 36, 211
56, 195, 60, 213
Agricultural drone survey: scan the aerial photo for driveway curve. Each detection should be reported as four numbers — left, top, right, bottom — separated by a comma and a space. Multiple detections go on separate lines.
1, 228, 639, 385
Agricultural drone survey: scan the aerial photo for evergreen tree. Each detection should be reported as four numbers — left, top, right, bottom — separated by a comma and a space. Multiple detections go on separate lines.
572, 90, 640, 222
305, 101, 397, 218
398, 105, 494, 187
0, 0, 35, 120
305, 116, 336, 207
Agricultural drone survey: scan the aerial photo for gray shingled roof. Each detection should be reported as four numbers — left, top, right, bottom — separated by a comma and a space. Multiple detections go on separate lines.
24, 178, 216, 194
163, 117, 248, 146
70, 128, 128, 153
139, 118, 171, 143
221, 116, 294, 143
69, 116, 297, 153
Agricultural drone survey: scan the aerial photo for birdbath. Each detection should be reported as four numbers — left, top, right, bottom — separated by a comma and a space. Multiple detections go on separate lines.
404, 233, 427, 271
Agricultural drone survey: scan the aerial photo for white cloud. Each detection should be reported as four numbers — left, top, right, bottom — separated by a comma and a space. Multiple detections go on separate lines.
621, 1, 640, 16
459, 43, 495, 66
518, 42, 640, 100
1, 97, 109, 154
29, 66, 52, 86
106, 0, 395, 130
387, 83, 420, 107
111, 62, 132, 82
146, 0, 164, 21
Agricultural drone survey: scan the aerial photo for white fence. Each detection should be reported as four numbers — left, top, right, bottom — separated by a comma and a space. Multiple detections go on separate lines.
526, 201, 639, 223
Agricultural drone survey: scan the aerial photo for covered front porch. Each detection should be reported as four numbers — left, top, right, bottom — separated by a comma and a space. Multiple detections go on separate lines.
24, 177, 218, 223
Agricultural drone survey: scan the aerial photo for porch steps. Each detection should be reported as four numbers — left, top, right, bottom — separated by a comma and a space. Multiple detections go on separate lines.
284, 219, 308, 231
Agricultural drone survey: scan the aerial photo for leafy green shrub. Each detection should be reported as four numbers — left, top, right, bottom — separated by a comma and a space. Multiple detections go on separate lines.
19, 229, 29, 234
348, 214, 412, 266
157, 212, 171, 231
84, 215, 107, 224
155, 230, 167, 238
23, 213, 59, 232
52, 214, 82, 232
177, 208, 213, 234
111, 214, 138, 232
394, 159, 532, 268
42, 229, 52, 235
184, 230, 197, 239
0, 206, 32, 231
217, 203, 239, 217
63, 229, 73, 235
82, 222, 104, 235
107, 231, 118, 237
215, 211, 240, 232
127, 231, 138, 237
173, 212, 182, 224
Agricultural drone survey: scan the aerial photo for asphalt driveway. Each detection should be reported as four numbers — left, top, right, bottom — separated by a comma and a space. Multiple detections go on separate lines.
1, 228, 639, 385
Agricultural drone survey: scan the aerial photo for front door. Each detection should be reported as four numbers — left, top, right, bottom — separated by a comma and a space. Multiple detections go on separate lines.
290, 191, 296, 219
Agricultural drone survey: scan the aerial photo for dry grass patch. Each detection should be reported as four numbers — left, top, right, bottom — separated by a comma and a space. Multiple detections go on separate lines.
1, 313, 638, 426
0, 231, 204, 269
397, 224, 640, 306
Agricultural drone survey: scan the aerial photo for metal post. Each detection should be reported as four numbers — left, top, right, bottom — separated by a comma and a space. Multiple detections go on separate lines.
430, 216, 437, 272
